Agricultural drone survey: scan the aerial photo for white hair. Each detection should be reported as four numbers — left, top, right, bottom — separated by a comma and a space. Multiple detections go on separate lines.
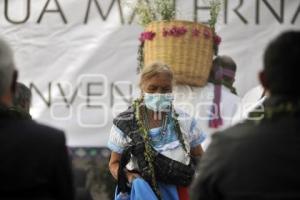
0, 38, 15, 96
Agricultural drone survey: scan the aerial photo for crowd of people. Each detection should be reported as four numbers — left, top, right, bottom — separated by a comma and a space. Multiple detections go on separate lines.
1, 30, 299, 200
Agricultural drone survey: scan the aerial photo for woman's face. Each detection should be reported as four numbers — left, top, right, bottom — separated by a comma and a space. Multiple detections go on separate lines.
142, 72, 172, 94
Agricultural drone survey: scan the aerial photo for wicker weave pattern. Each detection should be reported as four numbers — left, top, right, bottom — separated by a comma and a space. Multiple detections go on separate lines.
144, 20, 214, 86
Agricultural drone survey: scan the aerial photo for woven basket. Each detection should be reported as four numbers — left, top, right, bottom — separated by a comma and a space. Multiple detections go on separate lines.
143, 20, 214, 86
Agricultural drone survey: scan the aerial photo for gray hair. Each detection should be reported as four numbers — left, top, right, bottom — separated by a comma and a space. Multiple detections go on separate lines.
139, 62, 173, 89
0, 38, 15, 96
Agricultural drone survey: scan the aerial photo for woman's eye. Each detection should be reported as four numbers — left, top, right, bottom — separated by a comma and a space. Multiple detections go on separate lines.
147, 88, 156, 92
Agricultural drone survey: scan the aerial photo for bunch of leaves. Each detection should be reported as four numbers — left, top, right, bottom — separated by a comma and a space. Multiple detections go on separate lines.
133, 99, 161, 199
154, 0, 176, 21
137, 42, 144, 73
207, 0, 221, 30
135, 1, 157, 26
124, 0, 175, 26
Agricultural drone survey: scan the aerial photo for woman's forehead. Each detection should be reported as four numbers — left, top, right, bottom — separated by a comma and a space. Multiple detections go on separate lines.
148, 72, 172, 80
146, 74, 172, 84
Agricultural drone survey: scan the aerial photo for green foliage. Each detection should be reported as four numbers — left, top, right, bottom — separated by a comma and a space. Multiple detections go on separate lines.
124, 0, 221, 27
208, 0, 221, 30
137, 42, 144, 73
135, 1, 157, 26
133, 99, 161, 199
154, 0, 176, 22
124, 0, 175, 26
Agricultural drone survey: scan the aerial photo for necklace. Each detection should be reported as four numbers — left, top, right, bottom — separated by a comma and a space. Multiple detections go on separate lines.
135, 98, 189, 153
143, 107, 169, 137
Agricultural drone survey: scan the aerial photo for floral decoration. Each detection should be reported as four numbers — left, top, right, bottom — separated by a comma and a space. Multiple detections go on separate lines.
137, 27, 222, 71
203, 28, 211, 39
139, 31, 156, 42
213, 34, 222, 46
131, 0, 222, 70
162, 26, 187, 37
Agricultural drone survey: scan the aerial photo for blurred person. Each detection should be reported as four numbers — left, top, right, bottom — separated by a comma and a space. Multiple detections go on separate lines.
0, 37, 74, 199
13, 82, 32, 113
12, 82, 32, 119
174, 55, 240, 150
190, 31, 300, 200
207, 55, 239, 128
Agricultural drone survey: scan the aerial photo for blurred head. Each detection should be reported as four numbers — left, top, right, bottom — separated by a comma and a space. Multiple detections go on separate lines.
139, 62, 174, 112
209, 55, 237, 95
13, 83, 31, 113
260, 31, 300, 97
139, 62, 173, 94
0, 38, 17, 106
210, 55, 237, 85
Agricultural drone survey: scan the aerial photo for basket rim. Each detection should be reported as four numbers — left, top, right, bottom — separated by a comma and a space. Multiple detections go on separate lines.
146, 20, 211, 29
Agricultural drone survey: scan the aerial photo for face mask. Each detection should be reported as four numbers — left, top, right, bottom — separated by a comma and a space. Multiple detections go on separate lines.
144, 93, 174, 112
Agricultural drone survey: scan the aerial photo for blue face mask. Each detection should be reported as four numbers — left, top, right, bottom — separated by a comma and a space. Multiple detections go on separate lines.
144, 93, 174, 112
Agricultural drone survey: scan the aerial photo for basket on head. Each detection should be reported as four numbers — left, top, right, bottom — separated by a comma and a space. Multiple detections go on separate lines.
142, 20, 214, 87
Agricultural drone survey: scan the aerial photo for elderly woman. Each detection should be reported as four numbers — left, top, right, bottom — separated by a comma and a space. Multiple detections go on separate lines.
108, 62, 205, 200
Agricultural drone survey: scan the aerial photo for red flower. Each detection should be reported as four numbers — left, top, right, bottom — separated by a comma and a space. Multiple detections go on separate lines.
169, 27, 177, 36
178, 27, 187, 35
214, 34, 222, 46
139, 31, 156, 42
203, 28, 211, 38
166, 26, 187, 37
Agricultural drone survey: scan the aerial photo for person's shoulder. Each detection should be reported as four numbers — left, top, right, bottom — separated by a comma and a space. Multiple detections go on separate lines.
20, 120, 65, 142
174, 107, 192, 119
213, 120, 259, 143
27, 120, 63, 133
112, 106, 136, 136
200, 123, 252, 170
208, 120, 267, 161
113, 106, 135, 125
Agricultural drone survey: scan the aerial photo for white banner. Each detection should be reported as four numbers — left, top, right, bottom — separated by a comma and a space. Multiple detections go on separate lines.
0, 0, 299, 146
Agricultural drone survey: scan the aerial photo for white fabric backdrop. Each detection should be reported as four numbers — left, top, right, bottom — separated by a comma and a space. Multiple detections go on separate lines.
0, 0, 299, 146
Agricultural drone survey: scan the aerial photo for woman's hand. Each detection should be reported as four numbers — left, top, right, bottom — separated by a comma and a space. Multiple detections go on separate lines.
190, 144, 204, 157
126, 171, 140, 183
109, 152, 141, 183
